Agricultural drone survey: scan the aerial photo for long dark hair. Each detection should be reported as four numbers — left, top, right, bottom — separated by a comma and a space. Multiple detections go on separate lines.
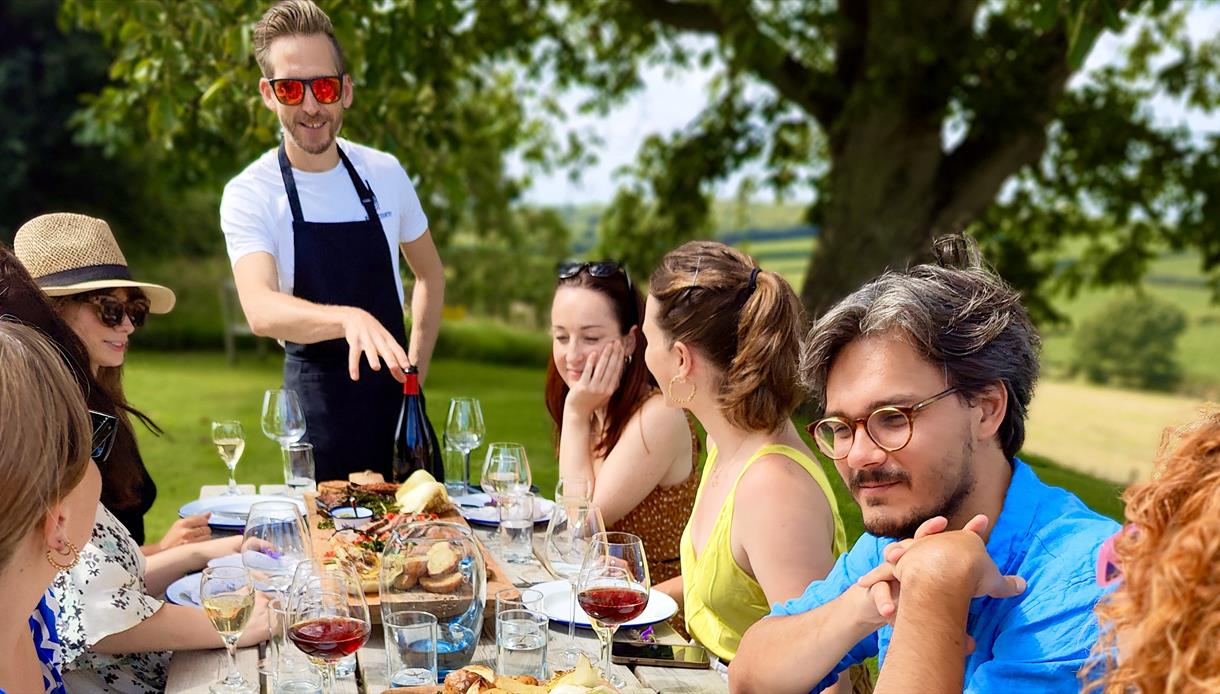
0, 244, 157, 508
544, 266, 656, 458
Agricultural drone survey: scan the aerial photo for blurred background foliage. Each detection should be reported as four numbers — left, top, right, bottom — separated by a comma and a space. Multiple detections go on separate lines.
1, 0, 1218, 397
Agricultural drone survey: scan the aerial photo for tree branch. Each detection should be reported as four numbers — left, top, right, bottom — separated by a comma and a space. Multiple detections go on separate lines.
624, 0, 841, 127
932, 28, 1073, 234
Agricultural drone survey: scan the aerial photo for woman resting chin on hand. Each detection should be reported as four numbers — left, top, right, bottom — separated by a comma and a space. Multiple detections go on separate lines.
546, 260, 697, 585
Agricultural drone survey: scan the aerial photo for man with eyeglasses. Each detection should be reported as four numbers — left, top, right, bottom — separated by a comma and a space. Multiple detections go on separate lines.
220, 1, 444, 482
730, 236, 1119, 693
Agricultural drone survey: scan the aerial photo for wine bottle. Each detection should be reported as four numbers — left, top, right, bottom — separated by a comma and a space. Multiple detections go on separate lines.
392, 365, 445, 482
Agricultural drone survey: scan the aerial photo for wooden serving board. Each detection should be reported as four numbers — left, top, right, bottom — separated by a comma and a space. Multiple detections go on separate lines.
304, 488, 514, 625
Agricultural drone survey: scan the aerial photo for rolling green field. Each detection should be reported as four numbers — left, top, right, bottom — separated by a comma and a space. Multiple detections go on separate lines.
126, 352, 1123, 545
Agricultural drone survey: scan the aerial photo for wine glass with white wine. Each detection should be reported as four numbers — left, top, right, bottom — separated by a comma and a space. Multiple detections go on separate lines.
480, 442, 532, 503
211, 420, 246, 496
201, 565, 256, 693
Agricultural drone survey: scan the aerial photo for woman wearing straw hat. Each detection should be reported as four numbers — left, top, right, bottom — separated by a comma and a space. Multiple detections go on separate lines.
13, 213, 213, 553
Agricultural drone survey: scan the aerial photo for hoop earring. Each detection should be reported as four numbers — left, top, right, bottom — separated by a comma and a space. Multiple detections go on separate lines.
625, 354, 632, 365
46, 541, 80, 571
668, 375, 697, 406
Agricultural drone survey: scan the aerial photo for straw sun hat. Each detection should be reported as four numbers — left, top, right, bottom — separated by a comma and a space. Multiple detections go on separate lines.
13, 213, 175, 313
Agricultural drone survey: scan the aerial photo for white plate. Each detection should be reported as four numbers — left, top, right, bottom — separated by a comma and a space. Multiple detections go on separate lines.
533, 579, 677, 629
163, 554, 243, 606
165, 572, 203, 606
453, 493, 555, 526
179, 494, 306, 530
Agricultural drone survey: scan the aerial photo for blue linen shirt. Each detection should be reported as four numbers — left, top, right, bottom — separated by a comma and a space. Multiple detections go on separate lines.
769, 459, 1119, 693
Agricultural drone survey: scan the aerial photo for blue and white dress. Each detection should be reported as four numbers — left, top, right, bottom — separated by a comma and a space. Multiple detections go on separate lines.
0, 592, 67, 694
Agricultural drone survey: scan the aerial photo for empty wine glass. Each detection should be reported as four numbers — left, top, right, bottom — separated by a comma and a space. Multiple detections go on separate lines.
201, 566, 256, 693
262, 389, 307, 485
445, 397, 485, 493
241, 500, 310, 597
480, 442, 531, 502
576, 532, 650, 689
541, 499, 606, 667
288, 567, 370, 693
211, 420, 245, 496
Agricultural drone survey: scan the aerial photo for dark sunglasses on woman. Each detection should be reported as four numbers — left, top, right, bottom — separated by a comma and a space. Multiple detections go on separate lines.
79, 293, 150, 328
557, 260, 634, 292
268, 75, 343, 106
89, 410, 119, 462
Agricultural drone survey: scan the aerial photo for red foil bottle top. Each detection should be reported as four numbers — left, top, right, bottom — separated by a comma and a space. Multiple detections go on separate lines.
402, 370, 420, 395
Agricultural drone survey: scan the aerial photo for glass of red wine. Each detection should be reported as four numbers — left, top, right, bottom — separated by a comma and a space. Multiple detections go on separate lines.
287, 568, 370, 692
576, 531, 650, 689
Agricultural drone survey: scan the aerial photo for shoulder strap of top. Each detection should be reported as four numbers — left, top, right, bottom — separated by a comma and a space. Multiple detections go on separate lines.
731, 444, 818, 487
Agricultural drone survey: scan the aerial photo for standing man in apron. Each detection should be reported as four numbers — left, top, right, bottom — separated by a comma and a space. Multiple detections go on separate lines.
219, 0, 444, 482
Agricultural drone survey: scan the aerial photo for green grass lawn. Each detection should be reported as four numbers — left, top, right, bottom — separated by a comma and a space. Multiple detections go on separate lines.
126, 352, 1125, 545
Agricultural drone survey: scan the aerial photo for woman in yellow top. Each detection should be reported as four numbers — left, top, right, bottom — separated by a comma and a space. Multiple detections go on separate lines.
643, 240, 847, 671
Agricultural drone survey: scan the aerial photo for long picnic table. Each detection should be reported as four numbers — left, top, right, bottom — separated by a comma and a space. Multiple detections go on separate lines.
166, 484, 728, 693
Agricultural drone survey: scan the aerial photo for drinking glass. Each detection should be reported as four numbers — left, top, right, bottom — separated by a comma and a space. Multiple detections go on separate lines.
541, 499, 606, 667
480, 442, 531, 501
284, 442, 317, 493
496, 608, 548, 679
384, 611, 438, 686
211, 420, 245, 496
498, 491, 535, 564
288, 568, 370, 693
445, 397, 485, 493
555, 476, 594, 503
201, 566, 256, 693
576, 532, 650, 689
495, 587, 544, 615
442, 442, 466, 497
241, 501, 310, 596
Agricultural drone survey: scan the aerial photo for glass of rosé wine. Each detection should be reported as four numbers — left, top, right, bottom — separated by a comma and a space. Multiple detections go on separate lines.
288, 567, 370, 692
576, 532, 650, 688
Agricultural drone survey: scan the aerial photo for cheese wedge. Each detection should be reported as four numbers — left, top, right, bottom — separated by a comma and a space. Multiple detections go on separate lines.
396, 479, 450, 513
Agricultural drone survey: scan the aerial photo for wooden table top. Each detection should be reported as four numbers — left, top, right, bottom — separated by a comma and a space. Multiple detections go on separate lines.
165, 485, 728, 693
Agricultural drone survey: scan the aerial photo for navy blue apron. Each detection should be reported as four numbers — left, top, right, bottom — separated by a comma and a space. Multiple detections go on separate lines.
278, 142, 405, 483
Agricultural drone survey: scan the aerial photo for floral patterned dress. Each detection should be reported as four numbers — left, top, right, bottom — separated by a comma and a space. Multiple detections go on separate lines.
51, 504, 170, 693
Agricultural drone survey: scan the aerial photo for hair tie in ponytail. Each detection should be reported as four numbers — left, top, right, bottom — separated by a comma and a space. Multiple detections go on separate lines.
747, 267, 761, 295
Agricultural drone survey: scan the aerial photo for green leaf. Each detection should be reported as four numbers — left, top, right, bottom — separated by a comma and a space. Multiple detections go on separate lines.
200, 76, 229, 105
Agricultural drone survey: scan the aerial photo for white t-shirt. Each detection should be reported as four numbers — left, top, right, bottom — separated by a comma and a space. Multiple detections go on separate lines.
220, 138, 429, 304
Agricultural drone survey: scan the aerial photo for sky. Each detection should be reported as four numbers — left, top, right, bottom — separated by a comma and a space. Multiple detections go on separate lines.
512, 5, 1220, 207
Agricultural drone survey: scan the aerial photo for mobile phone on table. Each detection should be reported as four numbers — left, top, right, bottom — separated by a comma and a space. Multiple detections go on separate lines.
611, 641, 710, 669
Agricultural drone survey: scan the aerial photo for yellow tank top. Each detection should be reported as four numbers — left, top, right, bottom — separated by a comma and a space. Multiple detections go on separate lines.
679, 443, 847, 662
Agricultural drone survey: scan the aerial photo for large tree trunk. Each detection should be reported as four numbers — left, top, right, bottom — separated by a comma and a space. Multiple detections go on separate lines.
800, 112, 946, 319
798, 1, 1070, 320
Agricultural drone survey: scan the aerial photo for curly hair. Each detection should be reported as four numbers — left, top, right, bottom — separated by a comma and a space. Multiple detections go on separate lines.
1085, 407, 1220, 693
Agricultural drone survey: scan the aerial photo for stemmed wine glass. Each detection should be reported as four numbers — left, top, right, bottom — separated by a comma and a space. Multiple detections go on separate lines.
541, 493, 605, 667
262, 388, 306, 484
445, 397, 485, 493
241, 500, 311, 595
211, 420, 246, 496
201, 566, 257, 693
288, 567, 370, 693
480, 442, 531, 502
576, 532, 650, 688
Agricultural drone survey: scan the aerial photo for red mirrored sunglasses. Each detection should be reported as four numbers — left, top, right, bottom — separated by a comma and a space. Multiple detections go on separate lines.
268, 75, 343, 106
